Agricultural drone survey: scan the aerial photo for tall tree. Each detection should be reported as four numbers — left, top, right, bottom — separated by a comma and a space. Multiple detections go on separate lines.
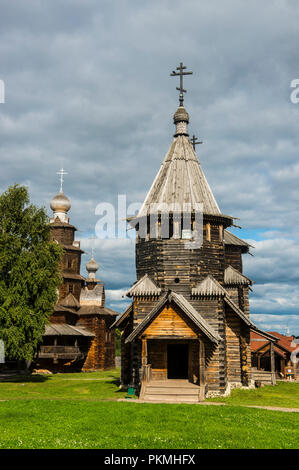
0, 184, 63, 362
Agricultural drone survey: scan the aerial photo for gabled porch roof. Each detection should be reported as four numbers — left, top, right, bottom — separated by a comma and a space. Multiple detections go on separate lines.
125, 290, 222, 344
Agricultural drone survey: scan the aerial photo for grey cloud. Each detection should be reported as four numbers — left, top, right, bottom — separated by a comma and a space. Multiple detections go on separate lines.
0, 0, 299, 331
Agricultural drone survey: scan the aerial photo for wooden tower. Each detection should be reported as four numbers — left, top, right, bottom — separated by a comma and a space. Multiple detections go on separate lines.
113, 64, 276, 400
35, 171, 117, 372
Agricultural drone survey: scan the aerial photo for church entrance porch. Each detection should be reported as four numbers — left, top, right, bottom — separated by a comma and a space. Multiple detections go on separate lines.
167, 343, 188, 379
144, 338, 202, 384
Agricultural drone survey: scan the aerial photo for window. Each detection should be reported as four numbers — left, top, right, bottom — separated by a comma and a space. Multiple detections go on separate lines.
68, 284, 73, 293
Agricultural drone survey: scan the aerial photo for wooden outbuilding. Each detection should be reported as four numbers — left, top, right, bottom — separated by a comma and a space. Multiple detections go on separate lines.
251, 330, 298, 381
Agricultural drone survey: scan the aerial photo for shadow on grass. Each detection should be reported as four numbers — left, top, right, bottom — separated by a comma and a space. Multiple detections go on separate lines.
0, 373, 49, 383
107, 376, 128, 394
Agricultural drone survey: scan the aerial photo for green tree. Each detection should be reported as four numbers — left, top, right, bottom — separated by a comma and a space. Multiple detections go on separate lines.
0, 184, 63, 362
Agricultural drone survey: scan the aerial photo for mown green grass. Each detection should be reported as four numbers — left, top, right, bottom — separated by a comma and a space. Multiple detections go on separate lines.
0, 369, 127, 401
0, 370, 298, 449
206, 382, 299, 408
0, 399, 298, 449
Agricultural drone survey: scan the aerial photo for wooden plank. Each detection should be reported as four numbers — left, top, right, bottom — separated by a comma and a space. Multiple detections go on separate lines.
199, 339, 205, 401
144, 305, 197, 338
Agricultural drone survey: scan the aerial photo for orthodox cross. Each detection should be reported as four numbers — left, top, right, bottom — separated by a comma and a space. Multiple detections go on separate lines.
170, 62, 193, 106
190, 134, 203, 150
57, 167, 68, 192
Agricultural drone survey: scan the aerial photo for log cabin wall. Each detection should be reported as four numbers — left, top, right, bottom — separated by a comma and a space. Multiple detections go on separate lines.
76, 315, 115, 370
50, 225, 76, 246
50, 312, 77, 325
240, 324, 251, 385
133, 297, 159, 327
225, 304, 243, 385
224, 286, 240, 307
224, 246, 243, 272
189, 298, 227, 395
58, 278, 82, 302
242, 286, 250, 317
121, 319, 133, 385
136, 225, 226, 299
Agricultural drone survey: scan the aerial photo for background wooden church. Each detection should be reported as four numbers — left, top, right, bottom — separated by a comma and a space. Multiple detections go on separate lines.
34, 177, 117, 372
113, 63, 276, 401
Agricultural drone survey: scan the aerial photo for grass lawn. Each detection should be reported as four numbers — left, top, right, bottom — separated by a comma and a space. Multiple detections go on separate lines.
0, 369, 298, 449
207, 381, 299, 409
0, 369, 127, 401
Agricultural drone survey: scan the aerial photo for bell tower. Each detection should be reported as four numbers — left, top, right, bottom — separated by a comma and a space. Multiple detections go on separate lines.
49, 168, 85, 302
132, 65, 234, 306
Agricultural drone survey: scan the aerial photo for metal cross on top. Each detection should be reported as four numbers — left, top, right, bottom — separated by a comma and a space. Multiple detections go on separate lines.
170, 62, 193, 106
57, 167, 68, 193
190, 134, 203, 150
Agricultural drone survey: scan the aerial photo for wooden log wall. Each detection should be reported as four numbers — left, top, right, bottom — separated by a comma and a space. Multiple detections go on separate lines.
225, 305, 242, 384
58, 278, 82, 302
223, 286, 240, 307
242, 286, 250, 316
224, 246, 243, 272
133, 297, 159, 327
50, 225, 76, 246
190, 298, 227, 393
136, 221, 226, 300
76, 315, 116, 370
121, 319, 133, 385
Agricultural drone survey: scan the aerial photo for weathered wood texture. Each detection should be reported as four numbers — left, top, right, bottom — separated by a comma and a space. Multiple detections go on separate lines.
136, 223, 226, 298
143, 305, 198, 339
77, 315, 115, 370
224, 246, 243, 272
225, 304, 242, 384
120, 209, 252, 396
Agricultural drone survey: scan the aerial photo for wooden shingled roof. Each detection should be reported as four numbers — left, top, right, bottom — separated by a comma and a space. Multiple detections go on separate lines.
125, 290, 221, 344
44, 324, 94, 337
77, 305, 117, 316
60, 293, 80, 309
125, 274, 161, 297
224, 230, 253, 250
137, 128, 231, 219
224, 266, 253, 285
191, 275, 226, 297
191, 275, 275, 337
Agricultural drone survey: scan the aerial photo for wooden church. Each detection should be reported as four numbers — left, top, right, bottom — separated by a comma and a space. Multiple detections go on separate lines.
113, 63, 275, 401
34, 174, 117, 372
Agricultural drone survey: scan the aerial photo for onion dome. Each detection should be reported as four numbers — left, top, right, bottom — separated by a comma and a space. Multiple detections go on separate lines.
86, 257, 99, 279
173, 106, 189, 124
173, 106, 189, 136
50, 190, 71, 214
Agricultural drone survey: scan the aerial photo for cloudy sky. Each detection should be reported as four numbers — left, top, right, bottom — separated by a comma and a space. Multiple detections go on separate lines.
0, 0, 299, 334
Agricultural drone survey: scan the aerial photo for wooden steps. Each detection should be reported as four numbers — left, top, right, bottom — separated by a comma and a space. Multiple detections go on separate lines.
141, 379, 201, 403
